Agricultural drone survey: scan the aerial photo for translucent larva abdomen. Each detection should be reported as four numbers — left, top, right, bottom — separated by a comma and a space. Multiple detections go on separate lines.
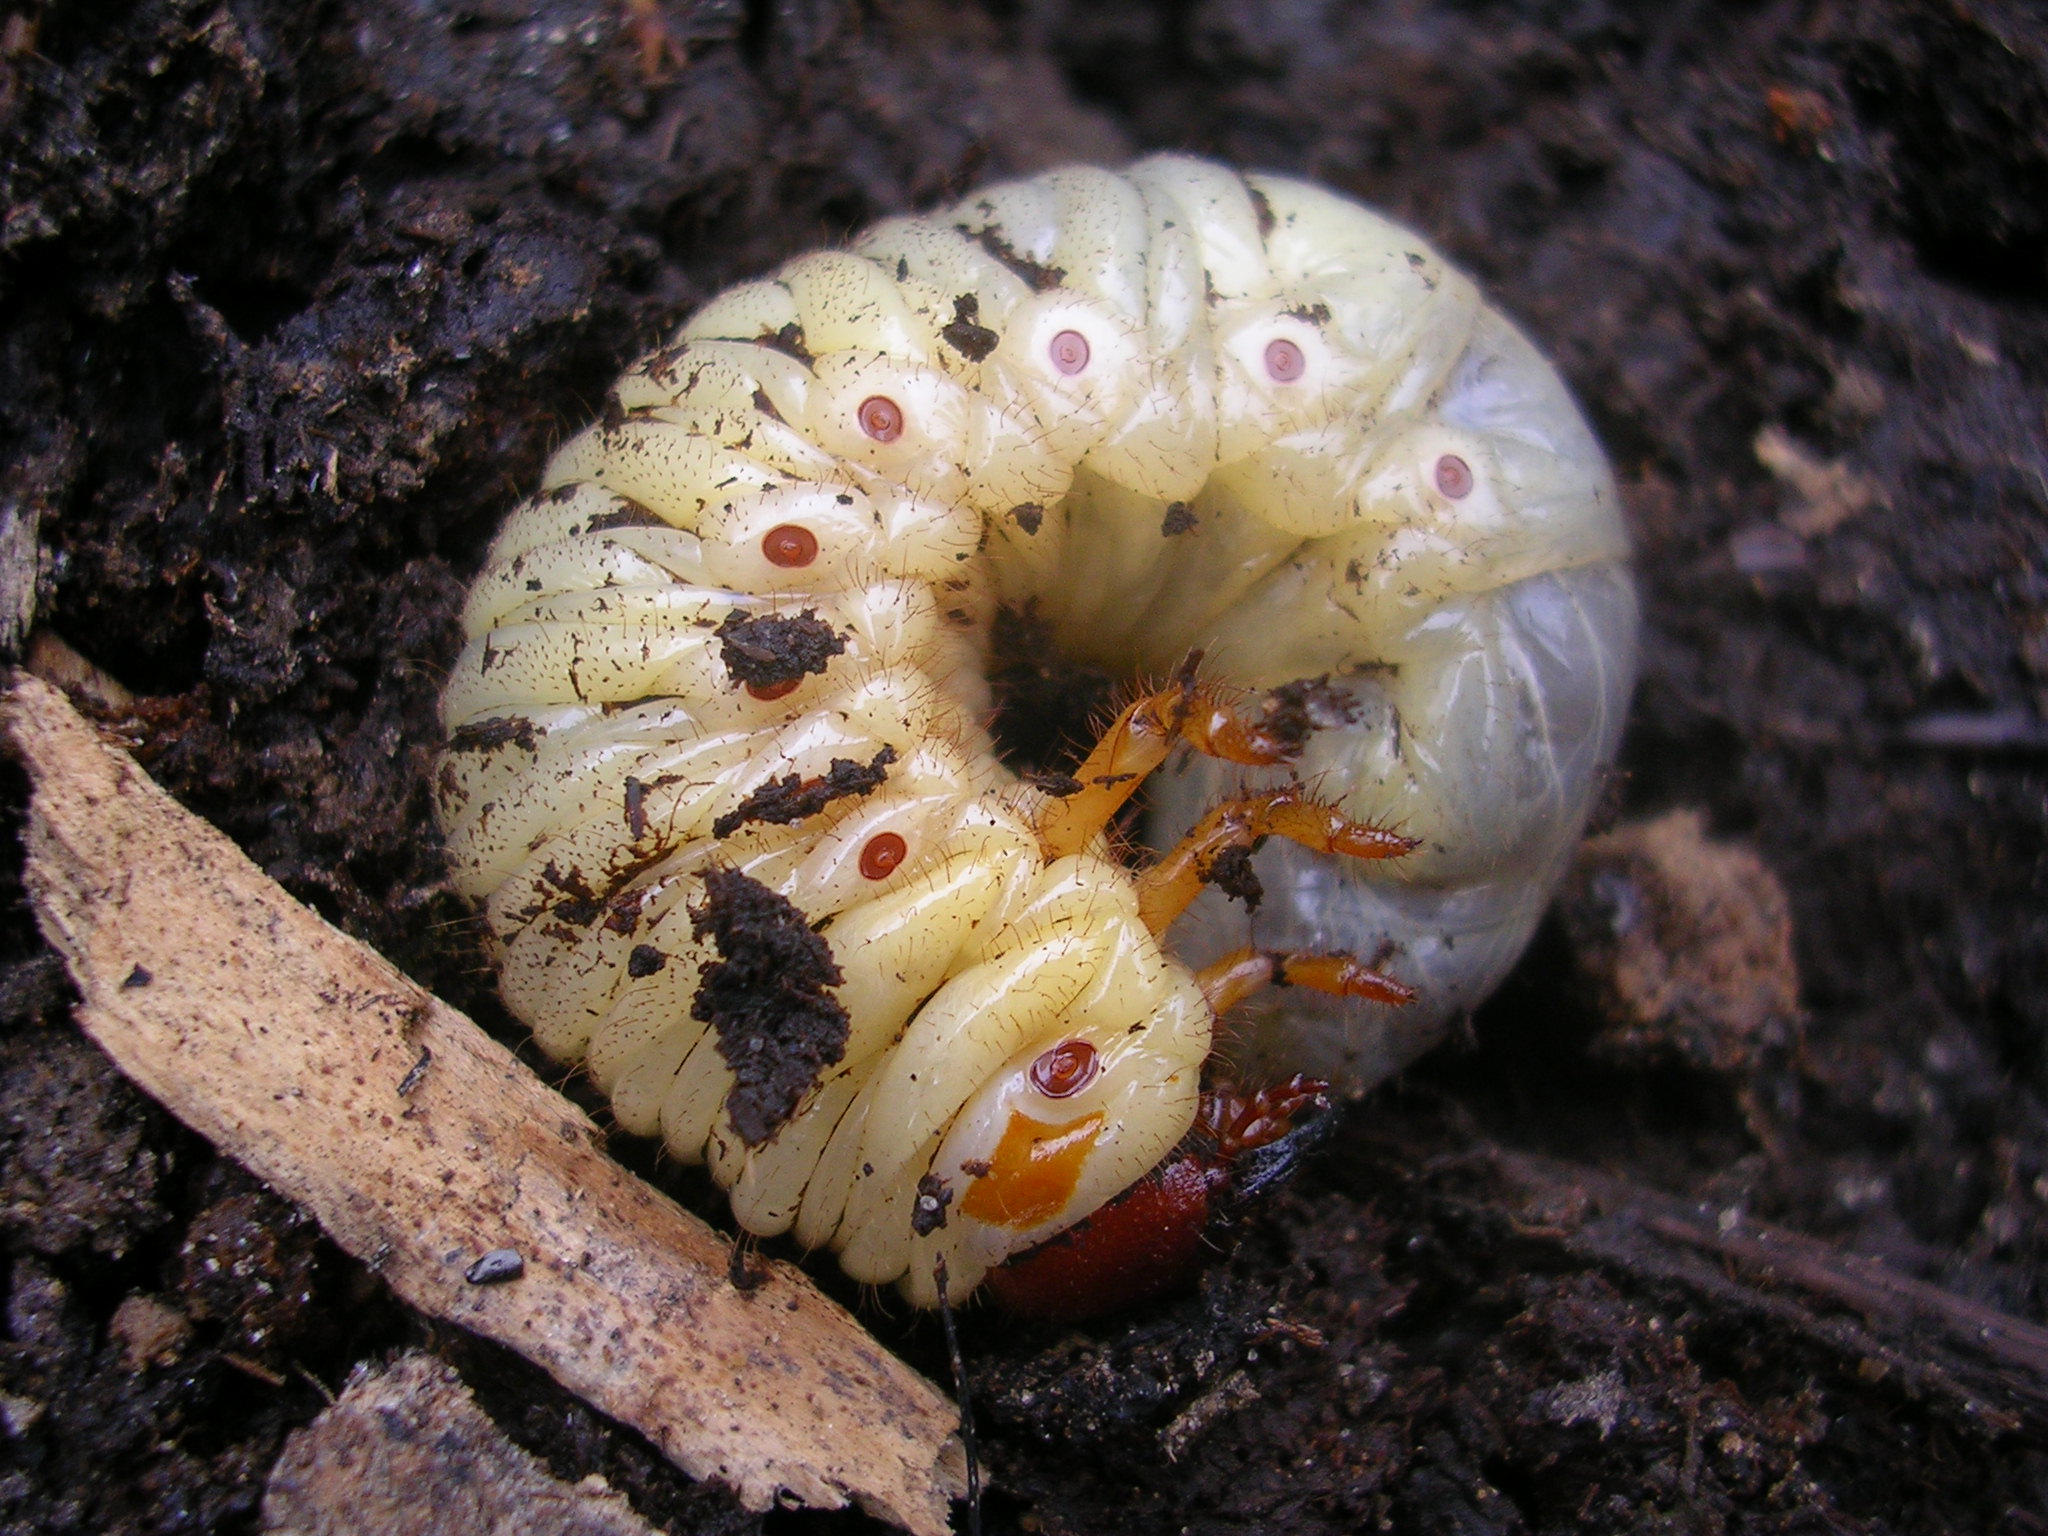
436, 155, 1636, 1308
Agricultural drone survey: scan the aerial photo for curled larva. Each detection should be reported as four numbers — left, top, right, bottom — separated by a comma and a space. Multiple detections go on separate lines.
436, 156, 1636, 1308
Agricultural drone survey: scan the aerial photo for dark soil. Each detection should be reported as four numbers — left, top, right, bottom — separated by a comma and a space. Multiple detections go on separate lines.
3, 1, 2046, 1531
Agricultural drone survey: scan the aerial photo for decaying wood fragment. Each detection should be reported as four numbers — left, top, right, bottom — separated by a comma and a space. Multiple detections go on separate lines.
263, 1351, 660, 1536
1483, 1147, 2048, 1434
3, 672, 966, 1536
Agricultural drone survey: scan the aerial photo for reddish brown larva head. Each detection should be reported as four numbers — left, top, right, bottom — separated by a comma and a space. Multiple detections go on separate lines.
1434, 453, 1474, 499
761, 523, 819, 567
858, 831, 908, 880
857, 394, 904, 442
745, 677, 802, 702
1263, 337, 1305, 382
1049, 329, 1091, 376
1029, 1039, 1100, 1099
983, 1156, 1218, 1319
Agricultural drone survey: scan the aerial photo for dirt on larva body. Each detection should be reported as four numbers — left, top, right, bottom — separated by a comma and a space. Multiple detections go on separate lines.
2, 1, 2046, 1533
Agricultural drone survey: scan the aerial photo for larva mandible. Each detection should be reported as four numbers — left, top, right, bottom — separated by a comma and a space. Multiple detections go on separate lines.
435, 156, 1637, 1309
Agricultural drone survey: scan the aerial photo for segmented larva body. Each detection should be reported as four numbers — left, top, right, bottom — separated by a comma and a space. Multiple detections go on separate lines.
436, 156, 1636, 1306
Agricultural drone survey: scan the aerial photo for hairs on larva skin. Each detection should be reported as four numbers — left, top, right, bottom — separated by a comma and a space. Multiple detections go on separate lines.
435, 156, 1637, 1309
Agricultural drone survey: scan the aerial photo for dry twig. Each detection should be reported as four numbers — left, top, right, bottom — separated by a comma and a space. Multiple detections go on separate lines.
1485, 1147, 2048, 1435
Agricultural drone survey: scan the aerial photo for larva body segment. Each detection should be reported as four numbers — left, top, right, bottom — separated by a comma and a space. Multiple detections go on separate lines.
437, 156, 1635, 1307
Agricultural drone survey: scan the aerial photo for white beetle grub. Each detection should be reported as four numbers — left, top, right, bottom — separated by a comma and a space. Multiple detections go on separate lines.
438, 155, 1637, 1310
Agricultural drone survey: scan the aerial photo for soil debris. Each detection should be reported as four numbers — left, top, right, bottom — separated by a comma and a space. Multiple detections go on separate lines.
1560, 809, 1801, 1074
690, 866, 852, 1148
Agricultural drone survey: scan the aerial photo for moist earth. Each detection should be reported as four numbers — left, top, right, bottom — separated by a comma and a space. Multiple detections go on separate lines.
2, 1, 2046, 1531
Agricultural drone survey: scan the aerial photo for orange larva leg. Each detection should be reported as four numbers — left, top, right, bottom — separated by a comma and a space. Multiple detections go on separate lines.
1195, 947, 1418, 1016
1034, 670, 1302, 860
1135, 785, 1417, 935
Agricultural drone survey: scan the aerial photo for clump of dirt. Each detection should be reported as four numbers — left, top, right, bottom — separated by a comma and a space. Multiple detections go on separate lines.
1559, 808, 1801, 1075
984, 600, 1125, 777
3, 0, 2046, 1532
691, 865, 852, 1148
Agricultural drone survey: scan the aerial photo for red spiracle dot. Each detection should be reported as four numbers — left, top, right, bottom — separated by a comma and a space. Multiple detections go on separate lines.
1049, 329, 1091, 376
857, 395, 904, 443
859, 831, 908, 881
1263, 337, 1305, 383
745, 677, 802, 702
760, 523, 818, 568
1434, 453, 1474, 499
1030, 1039, 1100, 1099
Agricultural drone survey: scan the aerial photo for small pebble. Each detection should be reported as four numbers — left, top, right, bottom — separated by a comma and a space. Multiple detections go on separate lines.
464, 1248, 524, 1285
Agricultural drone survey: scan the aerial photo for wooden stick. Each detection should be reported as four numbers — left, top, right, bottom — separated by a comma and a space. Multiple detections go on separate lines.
4, 672, 965, 1536
1482, 1147, 2048, 1434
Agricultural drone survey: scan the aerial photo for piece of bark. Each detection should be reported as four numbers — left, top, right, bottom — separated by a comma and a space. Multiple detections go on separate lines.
263, 1351, 661, 1536
3, 673, 965, 1535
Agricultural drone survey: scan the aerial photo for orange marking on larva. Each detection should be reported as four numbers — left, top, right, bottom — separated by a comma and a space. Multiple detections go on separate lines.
1264, 337, 1305, 382
761, 522, 819, 567
959, 1111, 1105, 1229
1435, 453, 1474, 499
857, 395, 903, 442
745, 677, 802, 701
859, 831, 907, 880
